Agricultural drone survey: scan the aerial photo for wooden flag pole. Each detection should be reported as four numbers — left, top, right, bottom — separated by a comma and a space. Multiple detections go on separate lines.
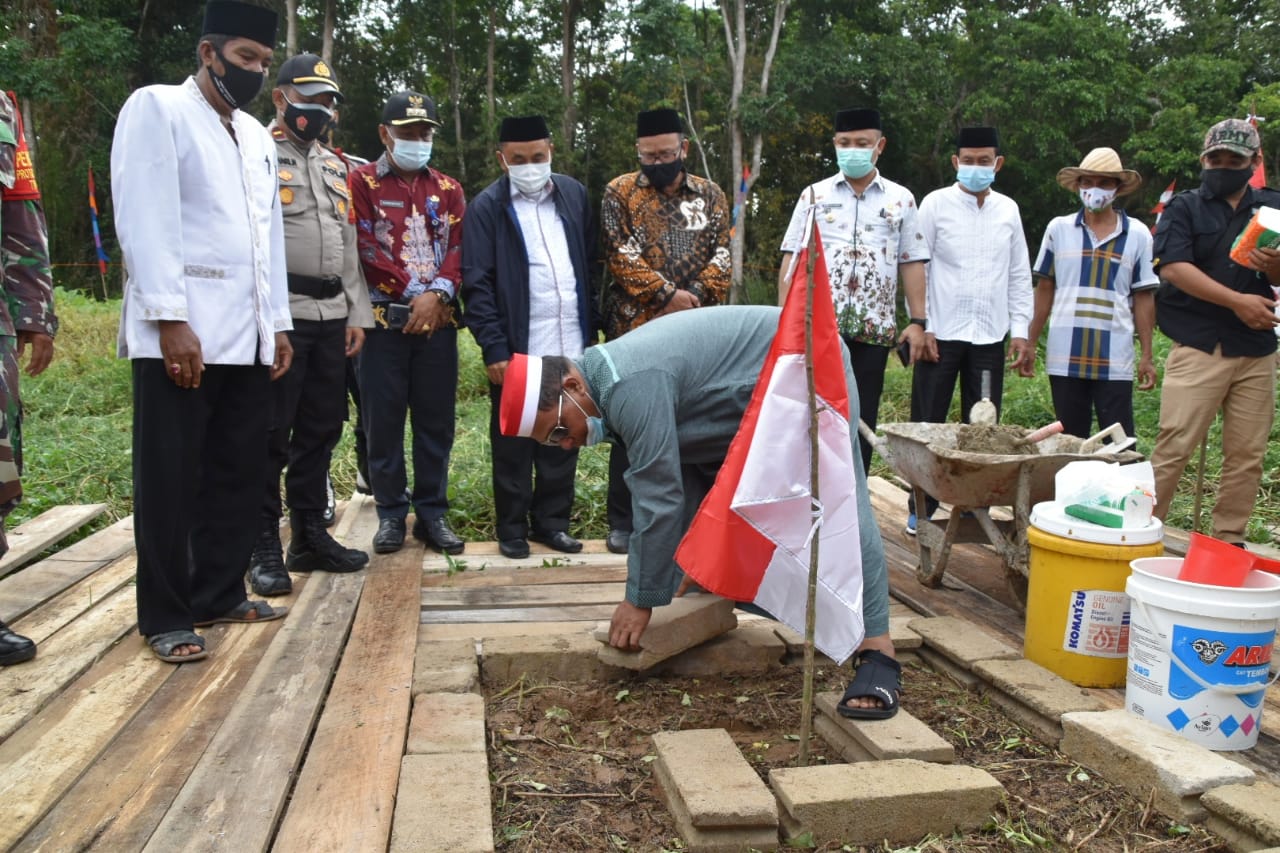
798, 190, 820, 767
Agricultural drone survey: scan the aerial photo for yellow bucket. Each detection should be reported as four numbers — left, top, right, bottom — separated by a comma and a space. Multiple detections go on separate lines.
1024, 501, 1164, 687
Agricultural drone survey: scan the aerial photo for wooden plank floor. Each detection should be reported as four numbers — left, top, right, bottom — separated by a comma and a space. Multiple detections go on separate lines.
2, 483, 1277, 852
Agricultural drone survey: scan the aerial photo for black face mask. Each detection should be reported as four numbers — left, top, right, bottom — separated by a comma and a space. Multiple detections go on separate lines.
209, 48, 267, 110
641, 158, 685, 190
283, 99, 333, 143
1201, 166, 1254, 198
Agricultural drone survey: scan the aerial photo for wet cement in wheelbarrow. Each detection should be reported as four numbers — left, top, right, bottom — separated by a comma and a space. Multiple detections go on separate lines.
955, 423, 1036, 455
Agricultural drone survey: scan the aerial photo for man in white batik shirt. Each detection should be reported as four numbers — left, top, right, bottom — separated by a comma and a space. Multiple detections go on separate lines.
112, 0, 293, 664
779, 108, 929, 472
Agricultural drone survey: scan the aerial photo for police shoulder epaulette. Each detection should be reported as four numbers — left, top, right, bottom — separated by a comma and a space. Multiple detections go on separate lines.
271, 126, 287, 141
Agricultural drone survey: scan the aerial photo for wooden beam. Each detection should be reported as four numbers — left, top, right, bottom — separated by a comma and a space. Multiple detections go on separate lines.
0, 504, 109, 579
10, 554, 137, 645
422, 604, 617, 624
0, 515, 135, 621
422, 563, 628, 589
422, 581, 627, 609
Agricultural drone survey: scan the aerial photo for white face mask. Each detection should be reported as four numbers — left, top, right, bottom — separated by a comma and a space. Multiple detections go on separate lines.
506, 159, 552, 196
1079, 185, 1117, 212
390, 138, 432, 171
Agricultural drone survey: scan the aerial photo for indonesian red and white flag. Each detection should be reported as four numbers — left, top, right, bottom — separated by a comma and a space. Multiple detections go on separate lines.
1150, 180, 1176, 234
1248, 114, 1267, 189
674, 229, 865, 663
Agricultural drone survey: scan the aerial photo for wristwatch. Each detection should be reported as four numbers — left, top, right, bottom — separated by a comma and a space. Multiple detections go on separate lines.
908, 317, 927, 328
428, 288, 452, 305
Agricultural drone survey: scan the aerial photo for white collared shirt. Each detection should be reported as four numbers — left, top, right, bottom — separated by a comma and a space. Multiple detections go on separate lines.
918, 184, 1032, 344
112, 77, 291, 364
780, 171, 928, 345
510, 181, 582, 358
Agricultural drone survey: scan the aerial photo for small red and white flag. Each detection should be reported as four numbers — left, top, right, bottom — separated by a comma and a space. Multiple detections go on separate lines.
1151, 180, 1176, 234
674, 229, 865, 663
1248, 113, 1267, 189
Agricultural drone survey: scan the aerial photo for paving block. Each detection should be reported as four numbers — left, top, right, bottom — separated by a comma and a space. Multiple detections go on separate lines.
972, 658, 1107, 745
813, 691, 953, 763
1203, 782, 1280, 851
652, 624, 785, 677
391, 752, 494, 852
770, 759, 1003, 846
907, 616, 1020, 671
653, 729, 779, 853
889, 615, 924, 650
767, 623, 839, 666
593, 594, 737, 670
413, 635, 480, 695
407, 692, 486, 755
1060, 709, 1255, 822
481, 630, 630, 684
917, 647, 980, 688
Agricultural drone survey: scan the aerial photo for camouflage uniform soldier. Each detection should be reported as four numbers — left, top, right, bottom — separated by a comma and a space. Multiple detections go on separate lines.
0, 89, 58, 666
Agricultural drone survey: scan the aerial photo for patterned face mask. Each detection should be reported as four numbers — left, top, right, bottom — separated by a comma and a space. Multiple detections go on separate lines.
1079, 186, 1117, 212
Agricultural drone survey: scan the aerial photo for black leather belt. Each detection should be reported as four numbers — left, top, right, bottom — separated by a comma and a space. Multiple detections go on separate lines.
287, 273, 343, 299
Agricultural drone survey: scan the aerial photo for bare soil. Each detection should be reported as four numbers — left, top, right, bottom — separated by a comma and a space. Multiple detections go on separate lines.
485, 658, 1227, 852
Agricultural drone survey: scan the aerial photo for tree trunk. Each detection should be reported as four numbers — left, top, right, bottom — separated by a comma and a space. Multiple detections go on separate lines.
449, 0, 466, 182
561, 0, 582, 149
321, 0, 336, 63
285, 0, 297, 58
486, 5, 497, 148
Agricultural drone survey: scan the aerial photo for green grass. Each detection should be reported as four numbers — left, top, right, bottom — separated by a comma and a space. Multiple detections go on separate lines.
12, 289, 1279, 546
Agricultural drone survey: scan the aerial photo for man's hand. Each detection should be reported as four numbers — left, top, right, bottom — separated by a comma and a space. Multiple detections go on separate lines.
345, 326, 365, 357
16, 331, 53, 378
486, 359, 509, 386
1230, 292, 1279, 331
158, 320, 205, 389
1007, 337, 1034, 376
608, 600, 652, 651
407, 291, 452, 336
1247, 245, 1280, 279
270, 331, 293, 381
661, 289, 701, 315
1137, 356, 1157, 391
897, 324, 928, 364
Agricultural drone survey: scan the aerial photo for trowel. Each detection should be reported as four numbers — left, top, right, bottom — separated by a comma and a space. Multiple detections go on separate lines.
969, 370, 997, 425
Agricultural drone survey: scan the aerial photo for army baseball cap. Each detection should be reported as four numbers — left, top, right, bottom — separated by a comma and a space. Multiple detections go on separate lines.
277, 53, 343, 101
381, 91, 442, 127
1202, 118, 1260, 157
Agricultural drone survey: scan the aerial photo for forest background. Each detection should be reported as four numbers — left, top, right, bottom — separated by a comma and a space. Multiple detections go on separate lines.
2, 0, 1280, 544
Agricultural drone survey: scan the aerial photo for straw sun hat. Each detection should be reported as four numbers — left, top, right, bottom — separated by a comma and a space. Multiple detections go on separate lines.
1056, 147, 1142, 196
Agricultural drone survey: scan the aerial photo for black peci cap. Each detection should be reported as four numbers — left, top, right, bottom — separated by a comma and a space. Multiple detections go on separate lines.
499, 115, 551, 143
202, 0, 278, 48
636, 108, 683, 138
834, 108, 881, 133
956, 126, 1000, 151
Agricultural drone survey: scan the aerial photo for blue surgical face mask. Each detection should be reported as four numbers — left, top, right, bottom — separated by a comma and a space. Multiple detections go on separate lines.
836, 147, 875, 179
956, 164, 996, 193
563, 390, 605, 447
390, 137, 432, 171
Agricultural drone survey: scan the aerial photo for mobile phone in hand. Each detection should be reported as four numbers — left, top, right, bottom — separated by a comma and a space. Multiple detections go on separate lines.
388, 303, 411, 330
896, 339, 911, 367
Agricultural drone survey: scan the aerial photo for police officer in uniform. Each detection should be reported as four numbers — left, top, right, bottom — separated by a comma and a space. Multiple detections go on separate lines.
249, 53, 374, 596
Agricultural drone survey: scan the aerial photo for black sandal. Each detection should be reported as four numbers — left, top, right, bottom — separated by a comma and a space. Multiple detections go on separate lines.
837, 649, 901, 720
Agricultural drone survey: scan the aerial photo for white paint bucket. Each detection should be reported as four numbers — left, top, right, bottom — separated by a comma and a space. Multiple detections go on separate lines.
1125, 556, 1280, 750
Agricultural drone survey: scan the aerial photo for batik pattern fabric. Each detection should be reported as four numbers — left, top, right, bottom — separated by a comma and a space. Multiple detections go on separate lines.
600, 170, 730, 339
1033, 210, 1157, 380
350, 153, 465, 309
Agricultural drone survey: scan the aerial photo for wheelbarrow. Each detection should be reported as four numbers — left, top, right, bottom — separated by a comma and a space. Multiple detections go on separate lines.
862, 421, 1142, 607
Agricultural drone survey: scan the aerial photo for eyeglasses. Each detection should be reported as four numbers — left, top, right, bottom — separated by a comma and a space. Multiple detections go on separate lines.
636, 148, 682, 165
542, 393, 571, 446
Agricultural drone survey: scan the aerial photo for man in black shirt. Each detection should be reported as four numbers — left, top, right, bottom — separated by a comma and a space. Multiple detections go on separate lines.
1150, 118, 1280, 544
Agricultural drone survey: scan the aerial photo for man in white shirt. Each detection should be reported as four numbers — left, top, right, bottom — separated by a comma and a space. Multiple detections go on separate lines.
909, 126, 1033, 531
461, 115, 596, 559
778, 108, 929, 473
112, 0, 293, 663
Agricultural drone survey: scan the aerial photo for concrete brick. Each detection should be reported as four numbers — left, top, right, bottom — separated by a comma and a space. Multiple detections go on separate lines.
652, 624, 785, 677
652, 729, 778, 828
918, 647, 981, 688
407, 692, 486, 755
1059, 710, 1255, 822
770, 759, 1003, 846
889, 615, 924, 650
481, 631, 630, 684
1203, 782, 1280, 850
765, 623, 840, 667
391, 753, 494, 852
813, 692, 953, 763
594, 594, 737, 670
413, 636, 480, 695
907, 616, 1020, 670
972, 659, 1106, 745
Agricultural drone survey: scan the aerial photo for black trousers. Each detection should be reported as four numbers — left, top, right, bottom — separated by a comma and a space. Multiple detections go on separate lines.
358, 325, 457, 523
132, 358, 269, 636
487, 382, 578, 540
845, 337, 890, 474
907, 339, 1006, 517
1049, 375, 1135, 438
263, 318, 348, 521
346, 354, 367, 479
606, 440, 632, 533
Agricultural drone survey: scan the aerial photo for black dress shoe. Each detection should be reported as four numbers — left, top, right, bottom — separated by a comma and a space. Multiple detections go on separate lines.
0, 620, 37, 666
373, 518, 406, 554
606, 529, 630, 554
414, 516, 465, 555
499, 538, 530, 559
530, 530, 583, 554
